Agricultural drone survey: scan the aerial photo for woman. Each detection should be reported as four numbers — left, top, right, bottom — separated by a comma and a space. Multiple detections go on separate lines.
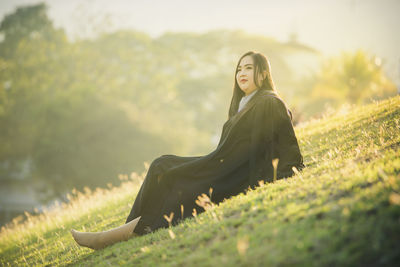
71, 51, 304, 250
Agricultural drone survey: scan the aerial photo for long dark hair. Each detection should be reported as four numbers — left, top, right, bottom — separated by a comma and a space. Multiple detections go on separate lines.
228, 51, 276, 118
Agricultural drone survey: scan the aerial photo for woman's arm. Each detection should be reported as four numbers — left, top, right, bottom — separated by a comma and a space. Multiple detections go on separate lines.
268, 96, 304, 178
249, 95, 304, 186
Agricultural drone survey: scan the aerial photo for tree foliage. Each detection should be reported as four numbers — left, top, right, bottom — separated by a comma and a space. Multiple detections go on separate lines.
296, 50, 397, 118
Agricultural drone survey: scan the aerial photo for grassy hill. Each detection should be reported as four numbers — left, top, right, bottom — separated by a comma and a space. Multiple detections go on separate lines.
1, 96, 399, 266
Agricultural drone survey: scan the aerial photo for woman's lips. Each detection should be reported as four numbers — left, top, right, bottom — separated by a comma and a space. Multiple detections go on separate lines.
240, 79, 248, 83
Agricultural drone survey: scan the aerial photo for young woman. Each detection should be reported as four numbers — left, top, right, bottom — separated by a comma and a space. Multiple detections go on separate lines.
71, 51, 304, 250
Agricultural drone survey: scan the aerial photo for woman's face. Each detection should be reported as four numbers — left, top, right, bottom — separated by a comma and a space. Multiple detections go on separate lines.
236, 55, 264, 96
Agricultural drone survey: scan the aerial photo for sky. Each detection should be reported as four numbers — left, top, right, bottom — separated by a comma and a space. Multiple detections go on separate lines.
0, 0, 399, 84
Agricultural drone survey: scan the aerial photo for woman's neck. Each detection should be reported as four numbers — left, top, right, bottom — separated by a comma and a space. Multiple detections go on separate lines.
244, 88, 259, 97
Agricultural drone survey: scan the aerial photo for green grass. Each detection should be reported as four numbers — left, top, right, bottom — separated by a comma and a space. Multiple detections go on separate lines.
1, 96, 400, 266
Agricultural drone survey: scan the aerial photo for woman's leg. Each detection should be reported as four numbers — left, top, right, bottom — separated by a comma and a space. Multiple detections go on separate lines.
71, 156, 170, 249
71, 154, 202, 248
125, 154, 202, 234
70, 216, 141, 250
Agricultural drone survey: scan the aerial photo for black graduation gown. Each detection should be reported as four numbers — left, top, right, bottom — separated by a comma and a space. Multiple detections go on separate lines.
126, 89, 304, 235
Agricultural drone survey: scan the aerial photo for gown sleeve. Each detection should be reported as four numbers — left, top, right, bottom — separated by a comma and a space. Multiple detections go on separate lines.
249, 95, 304, 186
271, 97, 304, 178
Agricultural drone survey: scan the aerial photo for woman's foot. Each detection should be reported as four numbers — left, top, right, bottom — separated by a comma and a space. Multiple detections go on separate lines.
70, 216, 141, 250
70, 229, 105, 250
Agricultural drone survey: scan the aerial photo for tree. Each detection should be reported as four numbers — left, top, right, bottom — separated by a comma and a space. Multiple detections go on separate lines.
303, 50, 397, 117
0, 3, 65, 58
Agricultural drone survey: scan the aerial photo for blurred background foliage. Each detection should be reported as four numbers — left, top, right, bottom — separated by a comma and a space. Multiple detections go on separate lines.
0, 3, 397, 224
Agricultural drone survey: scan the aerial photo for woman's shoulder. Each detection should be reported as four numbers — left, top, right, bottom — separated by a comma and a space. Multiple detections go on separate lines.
254, 90, 293, 121
255, 90, 287, 110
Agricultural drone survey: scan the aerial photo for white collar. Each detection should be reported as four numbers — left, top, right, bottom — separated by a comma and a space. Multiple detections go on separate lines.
238, 89, 259, 112
242, 89, 258, 101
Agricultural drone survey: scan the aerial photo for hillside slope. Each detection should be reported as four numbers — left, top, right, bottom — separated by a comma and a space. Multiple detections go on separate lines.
1, 96, 399, 266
